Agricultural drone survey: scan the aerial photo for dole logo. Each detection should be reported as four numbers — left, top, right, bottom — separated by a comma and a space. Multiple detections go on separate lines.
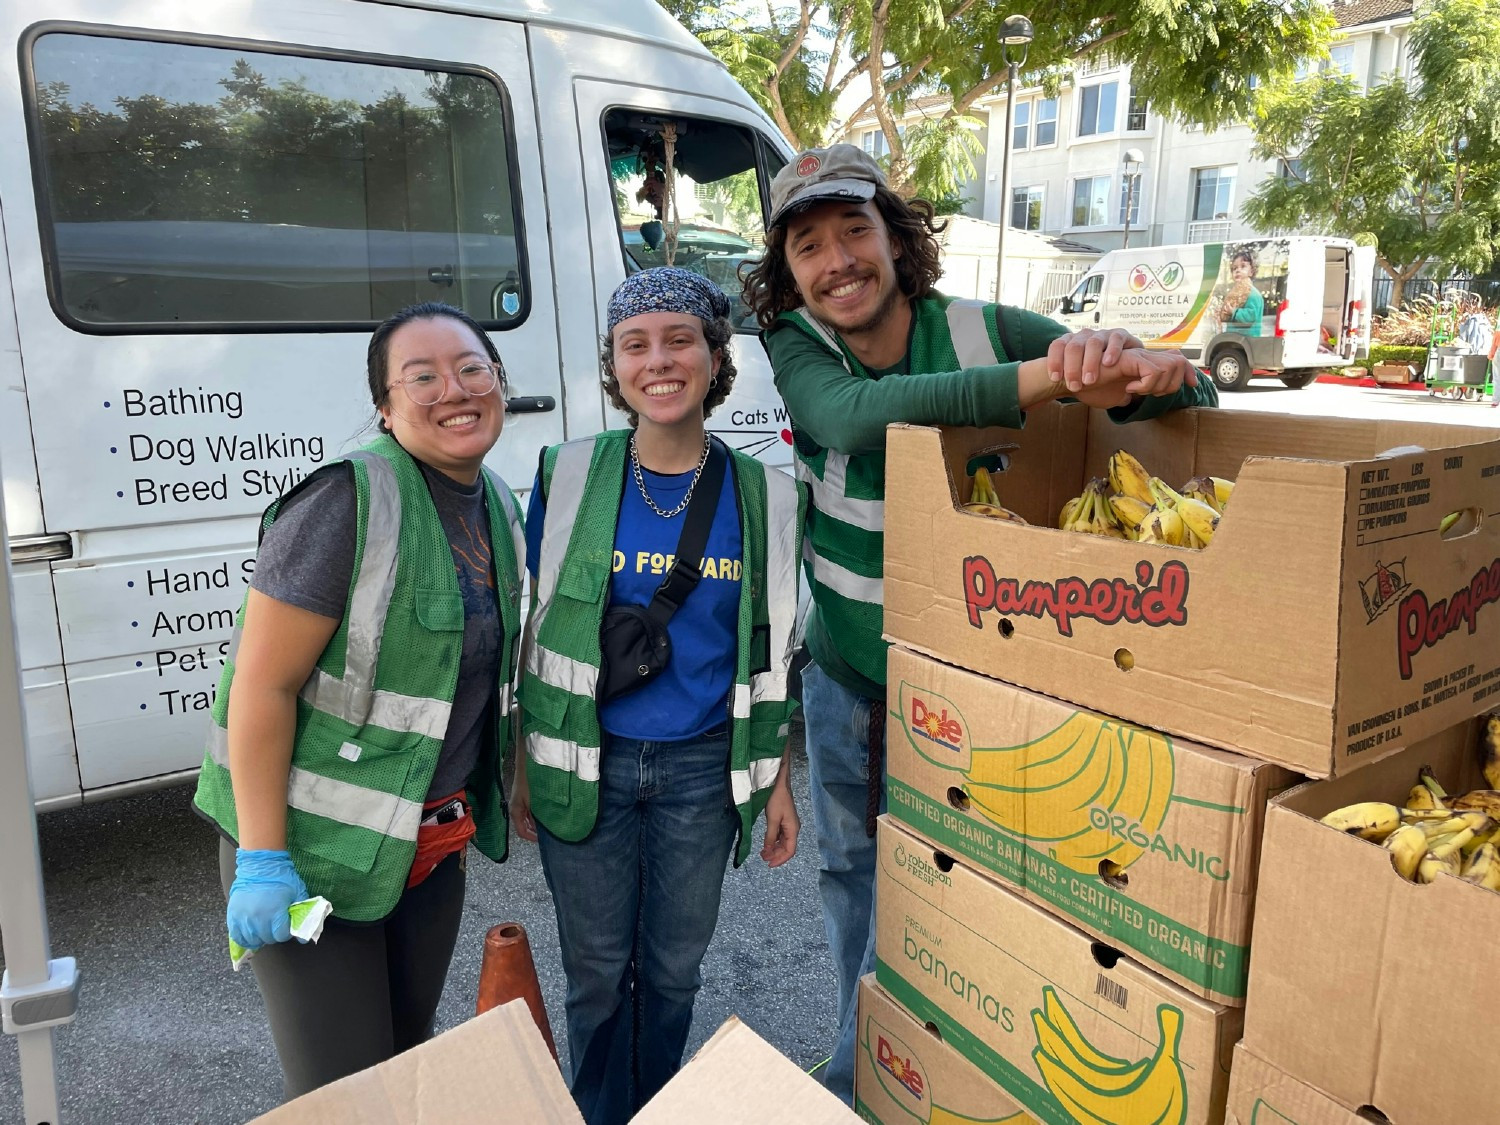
899, 681, 972, 771
872, 1023, 928, 1109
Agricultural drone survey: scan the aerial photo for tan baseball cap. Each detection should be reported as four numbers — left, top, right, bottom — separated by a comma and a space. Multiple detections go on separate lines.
767, 144, 885, 229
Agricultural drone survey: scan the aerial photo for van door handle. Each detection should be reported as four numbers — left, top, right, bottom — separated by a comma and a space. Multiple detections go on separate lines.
1093, 310, 1100, 324
505, 396, 556, 414
428, 265, 455, 286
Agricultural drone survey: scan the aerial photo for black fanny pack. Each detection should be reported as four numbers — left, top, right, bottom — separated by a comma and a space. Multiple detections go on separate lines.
596, 440, 727, 704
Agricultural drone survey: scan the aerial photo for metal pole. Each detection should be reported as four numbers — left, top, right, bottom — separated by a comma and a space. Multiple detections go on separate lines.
1122, 175, 1135, 249
995, 60, 1019, 304
0, 432, 78, 1122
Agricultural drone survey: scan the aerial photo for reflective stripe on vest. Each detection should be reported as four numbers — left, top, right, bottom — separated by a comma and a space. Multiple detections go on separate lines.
207, 725, 423, 842
801, 534, 883, 603
730, 755, 782, 806
527, 731, 602, 784
946, 299, 1003, 368
486, 469, 528, 714
527, 440, 600, 703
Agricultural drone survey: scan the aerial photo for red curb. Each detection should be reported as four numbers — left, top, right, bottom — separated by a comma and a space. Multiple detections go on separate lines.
1313, 373, 1427, 391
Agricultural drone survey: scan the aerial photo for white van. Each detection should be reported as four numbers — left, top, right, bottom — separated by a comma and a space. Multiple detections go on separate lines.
0, 0, 797, 809
1055, 237, 1376, 391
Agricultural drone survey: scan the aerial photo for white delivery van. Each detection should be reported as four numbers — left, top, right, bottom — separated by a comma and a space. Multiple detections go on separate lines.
0, 0, 798, 809
1055, 237, 1376, 391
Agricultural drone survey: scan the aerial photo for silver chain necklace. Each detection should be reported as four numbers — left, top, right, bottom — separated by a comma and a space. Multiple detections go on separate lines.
630, 432, 711, 519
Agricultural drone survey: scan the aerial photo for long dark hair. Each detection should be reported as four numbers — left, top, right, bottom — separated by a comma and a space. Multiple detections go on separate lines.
742, 185, 947, 330
367, 303, 506, 432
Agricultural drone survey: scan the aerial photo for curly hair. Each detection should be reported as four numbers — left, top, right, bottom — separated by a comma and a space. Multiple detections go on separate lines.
741, 186, 947, 331
600, 313, 738, 427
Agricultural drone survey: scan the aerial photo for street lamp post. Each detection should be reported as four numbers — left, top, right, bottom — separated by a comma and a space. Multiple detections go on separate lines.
1121, 147, 1144, 250
994, 14, 1034, 303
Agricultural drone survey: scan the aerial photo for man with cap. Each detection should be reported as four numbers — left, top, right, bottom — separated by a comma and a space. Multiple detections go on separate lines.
741, 144, 1216, 1102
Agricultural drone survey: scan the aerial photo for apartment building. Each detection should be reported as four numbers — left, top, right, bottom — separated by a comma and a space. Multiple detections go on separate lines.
841, 0, 1414, 252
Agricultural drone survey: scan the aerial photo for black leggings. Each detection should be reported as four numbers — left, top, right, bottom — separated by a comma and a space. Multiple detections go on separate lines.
217, 838, 467, 1101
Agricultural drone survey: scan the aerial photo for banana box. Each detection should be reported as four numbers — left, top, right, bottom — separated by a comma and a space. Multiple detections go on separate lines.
855, 975, 1037, 1125
1224, 1043, 1371, 1125
881, 407, 1500, 779
874, 817, 1241, 1125
1242, 717, 1500, 1124
886, 645, 1298, 1006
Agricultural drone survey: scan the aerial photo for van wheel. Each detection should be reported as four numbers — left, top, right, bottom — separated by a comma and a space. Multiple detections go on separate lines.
1280, 371, 1318, 390
1210, 348, 1252, 391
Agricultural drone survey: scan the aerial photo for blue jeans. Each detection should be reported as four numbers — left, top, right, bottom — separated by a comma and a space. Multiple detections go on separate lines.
800, 661, 885, 1105
537, 725, 738, 1125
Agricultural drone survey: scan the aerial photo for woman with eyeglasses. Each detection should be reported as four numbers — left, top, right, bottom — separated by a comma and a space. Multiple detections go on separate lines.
193, 302, 525, 1101
510, 268, 804, 1125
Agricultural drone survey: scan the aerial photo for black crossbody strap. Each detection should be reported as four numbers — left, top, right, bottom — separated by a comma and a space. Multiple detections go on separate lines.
643, 438, 727, 625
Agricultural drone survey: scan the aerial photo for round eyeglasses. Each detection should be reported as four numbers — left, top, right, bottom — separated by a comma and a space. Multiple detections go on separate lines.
391, 361, 504, 407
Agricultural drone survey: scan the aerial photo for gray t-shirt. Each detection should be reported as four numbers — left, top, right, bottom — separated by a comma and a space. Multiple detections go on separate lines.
251, 460, 502, 800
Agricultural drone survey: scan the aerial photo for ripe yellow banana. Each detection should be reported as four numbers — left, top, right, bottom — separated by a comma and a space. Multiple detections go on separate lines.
1451, 789, 1500, 819
1108, 494, 1153, 534
1174, 496, 1220, 546
1146, 476, 1184, 509
1108, 449, 1154, 507
1180, 476, 1221, 512
1137, 506, 1186, 547
1417, 850, 1462, 883
1384, 823, 1428, 881
964, 502, 1028, 524
1483, 714, 1500, 791
1058, 495, 1083, 530
1320, 801, 1402, 841
1462, 842, 1500, 891
1429, 827, 1477, 860
1405, 783, 1442, 813
1210, 476, 1235, 509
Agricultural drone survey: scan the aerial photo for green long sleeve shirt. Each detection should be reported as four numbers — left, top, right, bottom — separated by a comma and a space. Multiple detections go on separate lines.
767, 298, 1218, 699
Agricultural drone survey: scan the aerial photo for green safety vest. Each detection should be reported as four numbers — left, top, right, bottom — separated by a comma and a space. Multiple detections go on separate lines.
776, 296, 1010, 688
518, 430, 805, 865
193, 435, 525, 922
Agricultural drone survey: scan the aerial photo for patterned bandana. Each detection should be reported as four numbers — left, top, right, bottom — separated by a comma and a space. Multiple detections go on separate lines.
606, 267, 731, 334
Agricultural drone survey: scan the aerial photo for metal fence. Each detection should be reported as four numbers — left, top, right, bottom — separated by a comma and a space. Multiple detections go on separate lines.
1025, 264, 1090, 315
1373, 275, 1500, 312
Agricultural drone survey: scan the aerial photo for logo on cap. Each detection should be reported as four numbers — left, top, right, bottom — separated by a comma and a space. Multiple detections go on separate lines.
796, 154, 821, 177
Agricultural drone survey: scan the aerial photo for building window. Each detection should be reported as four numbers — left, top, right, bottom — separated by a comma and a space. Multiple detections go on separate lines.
1191, 166, 1237, 221
1011, 185, 1044, 230
1327, 43, 1355, 76
1071, 175, 1111, 227
1118, 173, 1142, 225
1078, 82, 1118, 137
861, 129, 887, 158
1278, 158, 1306, 181
1012, 100, 1030, 150
27, 31, 526, 330
1035, 98, 1058, 146
1126, 85, 1148, 131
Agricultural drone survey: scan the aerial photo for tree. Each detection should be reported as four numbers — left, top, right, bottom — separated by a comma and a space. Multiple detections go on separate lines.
1244, 0, 1500, 308
662, 1, 1331, 198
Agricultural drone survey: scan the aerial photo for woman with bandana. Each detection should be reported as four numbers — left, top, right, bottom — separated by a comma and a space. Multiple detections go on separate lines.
513, 268, 805, 1125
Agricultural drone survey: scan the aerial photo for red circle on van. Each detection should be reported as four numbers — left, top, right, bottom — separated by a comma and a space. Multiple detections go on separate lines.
797, 155, 821, 177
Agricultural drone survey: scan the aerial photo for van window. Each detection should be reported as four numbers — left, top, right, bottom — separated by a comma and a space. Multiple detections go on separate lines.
27, 32, 526, 331
602, 109, 783, 331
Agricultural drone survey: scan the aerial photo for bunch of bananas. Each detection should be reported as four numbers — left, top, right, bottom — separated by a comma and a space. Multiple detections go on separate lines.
1321, 717, 1500, 888
1055, 450, 1233, 550
965, 466, 1027, 524
1030, 987, 1186, 1125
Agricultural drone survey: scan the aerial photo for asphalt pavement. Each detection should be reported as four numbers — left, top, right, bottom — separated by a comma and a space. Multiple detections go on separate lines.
0, 731, 838, 1124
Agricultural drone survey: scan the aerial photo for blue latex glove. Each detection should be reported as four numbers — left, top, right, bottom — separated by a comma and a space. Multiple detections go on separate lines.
227, 849, 309, 951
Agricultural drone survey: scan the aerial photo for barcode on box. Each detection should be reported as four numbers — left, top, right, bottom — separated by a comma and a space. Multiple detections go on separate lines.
1095, 975, 1128, 1009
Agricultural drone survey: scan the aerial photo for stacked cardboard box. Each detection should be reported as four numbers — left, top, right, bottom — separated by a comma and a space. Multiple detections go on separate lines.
868, 404, 1500, 1124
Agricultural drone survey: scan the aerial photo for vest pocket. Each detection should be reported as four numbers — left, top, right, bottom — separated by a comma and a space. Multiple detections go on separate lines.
415, 587, 465, 633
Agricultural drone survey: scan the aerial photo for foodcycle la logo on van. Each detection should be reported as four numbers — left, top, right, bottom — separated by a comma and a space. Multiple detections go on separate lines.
866, 1017, 930, 1112
1128, 262, 1185, 292
898, 681, 972, 771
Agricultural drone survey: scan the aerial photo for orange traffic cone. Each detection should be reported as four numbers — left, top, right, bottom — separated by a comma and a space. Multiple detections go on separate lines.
476, 921, 559, 1062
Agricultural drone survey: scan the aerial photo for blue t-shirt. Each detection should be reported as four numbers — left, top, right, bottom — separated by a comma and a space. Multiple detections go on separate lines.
526, 451, 742, 741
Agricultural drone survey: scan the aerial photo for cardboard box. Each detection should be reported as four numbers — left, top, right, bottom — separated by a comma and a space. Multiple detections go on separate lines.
855, 975, 1036, 1125
1241, 714, 1500, 1123
1225, 1043, 1377, 1125
249, 999, 584, 1123
875, 818, 1240, 1125
634, 1015, 861, 1123
886, 645, 1297, 1005
1372, 362, 1416, 385
882, 407, 1500, 777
